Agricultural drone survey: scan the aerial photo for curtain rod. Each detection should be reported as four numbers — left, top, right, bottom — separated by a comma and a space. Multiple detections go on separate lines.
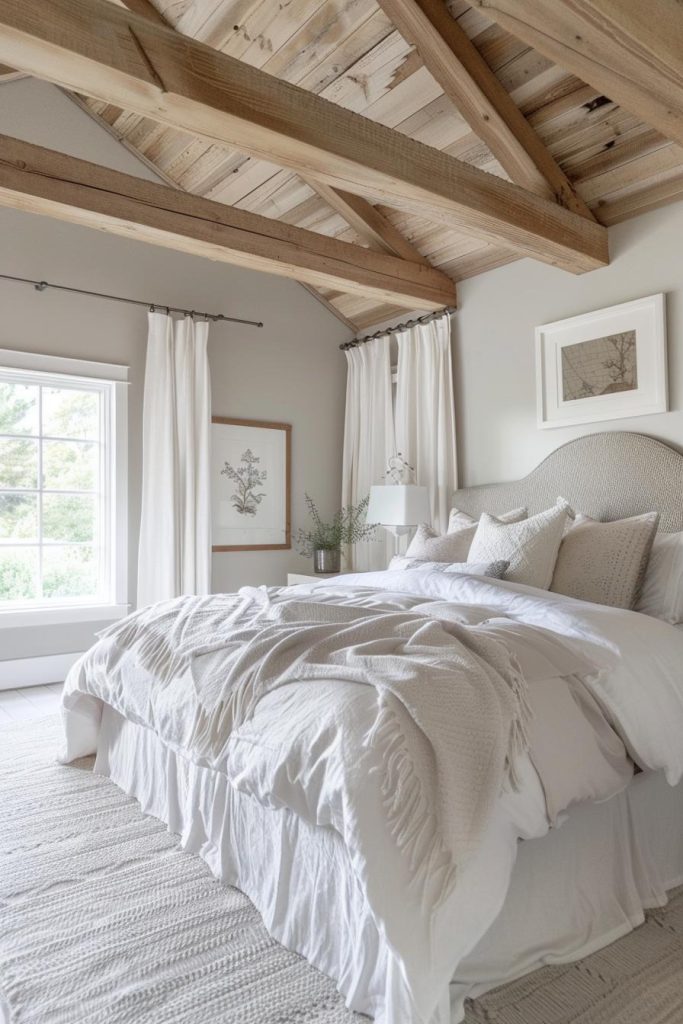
339, 305, 455, 350
0, 273, 264, 328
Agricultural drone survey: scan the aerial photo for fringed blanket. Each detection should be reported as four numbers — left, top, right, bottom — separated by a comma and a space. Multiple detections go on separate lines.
72, 586, 530, 903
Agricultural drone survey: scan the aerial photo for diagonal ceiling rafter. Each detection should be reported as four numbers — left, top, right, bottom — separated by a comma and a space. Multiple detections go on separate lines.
375, 0, 595, 220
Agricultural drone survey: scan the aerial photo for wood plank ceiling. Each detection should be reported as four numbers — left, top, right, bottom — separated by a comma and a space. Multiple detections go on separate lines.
6, 0, 683, 330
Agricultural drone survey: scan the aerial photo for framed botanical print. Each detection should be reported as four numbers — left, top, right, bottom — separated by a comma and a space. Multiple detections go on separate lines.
536, 293, 668, 429
211, 417, 291, 551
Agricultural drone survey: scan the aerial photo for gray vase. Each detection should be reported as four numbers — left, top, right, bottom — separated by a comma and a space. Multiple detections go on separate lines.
314, 548, 341, 574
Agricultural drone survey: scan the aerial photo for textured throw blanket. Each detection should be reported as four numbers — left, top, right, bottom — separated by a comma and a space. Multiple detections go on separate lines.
95, 587, 531, 903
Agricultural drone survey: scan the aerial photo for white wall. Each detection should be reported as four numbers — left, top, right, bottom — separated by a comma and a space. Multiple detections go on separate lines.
454, 201, 683, 486
0, 79, 350, 663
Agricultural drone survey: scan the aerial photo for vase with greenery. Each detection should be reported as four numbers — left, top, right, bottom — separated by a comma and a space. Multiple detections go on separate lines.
295, 494, 377, 573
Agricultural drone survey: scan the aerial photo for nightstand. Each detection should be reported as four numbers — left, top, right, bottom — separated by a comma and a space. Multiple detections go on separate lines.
287, 572, 343, 585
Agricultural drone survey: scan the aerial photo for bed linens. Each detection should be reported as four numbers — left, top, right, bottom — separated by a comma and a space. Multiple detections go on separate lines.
68, 591, 536, 906
60, 570, 683, 1024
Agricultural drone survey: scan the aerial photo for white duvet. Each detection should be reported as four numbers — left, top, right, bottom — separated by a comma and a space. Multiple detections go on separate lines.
60, 570, 683, 1024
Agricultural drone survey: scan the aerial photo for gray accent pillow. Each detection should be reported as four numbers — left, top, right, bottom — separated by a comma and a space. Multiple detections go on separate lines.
551, 512, 660, 609
389, 556, 510, 579
406, 506, 527, 563
468, 504, 569, 590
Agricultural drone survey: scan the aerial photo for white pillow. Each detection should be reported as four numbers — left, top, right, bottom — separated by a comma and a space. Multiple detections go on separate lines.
636, 531, 683, 623
406, 507, 527, 563
551, 512, 659, 609
448, 506, 528, 533
468, 504, 568, 590
388, 556, 510, 579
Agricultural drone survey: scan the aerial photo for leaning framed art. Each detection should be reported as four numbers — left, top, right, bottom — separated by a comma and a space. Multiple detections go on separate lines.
211, 417, 291, 551
536, 293, 668, 429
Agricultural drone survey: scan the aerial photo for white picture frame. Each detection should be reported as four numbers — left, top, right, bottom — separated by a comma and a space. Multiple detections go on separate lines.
535, 293, 668, 429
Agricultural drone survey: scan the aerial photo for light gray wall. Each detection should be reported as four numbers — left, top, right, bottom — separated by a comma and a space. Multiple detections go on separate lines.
0, 79, 350, 662
454, 201, 683, 486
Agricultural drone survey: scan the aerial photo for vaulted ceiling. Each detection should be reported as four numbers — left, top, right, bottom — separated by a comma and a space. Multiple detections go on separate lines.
1, 0, 682, 331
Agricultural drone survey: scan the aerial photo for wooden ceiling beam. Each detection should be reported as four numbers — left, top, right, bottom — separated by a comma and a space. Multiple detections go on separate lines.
0, 0, 608, 274
0, 133, 457, 311
376, 0, 595, 221
472, 0, 683, 148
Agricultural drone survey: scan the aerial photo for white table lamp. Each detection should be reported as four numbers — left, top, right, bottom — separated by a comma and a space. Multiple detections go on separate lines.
367, 484, 430, 539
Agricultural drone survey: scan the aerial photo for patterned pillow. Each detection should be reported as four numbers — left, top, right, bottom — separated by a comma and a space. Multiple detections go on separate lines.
551, 512, 660, 609
468, 504, 569, 590
406, 507, 527, 563
389, 556, 510, 579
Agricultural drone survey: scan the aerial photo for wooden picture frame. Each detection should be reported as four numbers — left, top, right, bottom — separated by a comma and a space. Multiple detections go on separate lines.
211, 417, 291, 552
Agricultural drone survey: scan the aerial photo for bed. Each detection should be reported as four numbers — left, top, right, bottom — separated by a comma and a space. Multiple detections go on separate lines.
59, 431, 683, 1024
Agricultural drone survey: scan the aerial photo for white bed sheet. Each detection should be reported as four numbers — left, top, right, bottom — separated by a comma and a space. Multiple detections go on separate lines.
95, 705, 683, 1024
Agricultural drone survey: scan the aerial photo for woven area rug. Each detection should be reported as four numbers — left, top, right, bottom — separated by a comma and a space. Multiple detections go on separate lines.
2, 716, 682, 1024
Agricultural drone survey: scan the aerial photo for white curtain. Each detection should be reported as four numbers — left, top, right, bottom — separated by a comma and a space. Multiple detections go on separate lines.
137, 312, 212, 607
341, 337, 395, 570
395, 317, 457, 534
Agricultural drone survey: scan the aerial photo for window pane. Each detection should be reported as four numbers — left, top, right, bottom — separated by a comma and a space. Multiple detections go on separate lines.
0, 381, 38, 435
42, 545, 98, 599
43, 440, 98, 491
0, 546, 38, 602
42, 388, 99, 440
0, 438, 38, 489
0, 494, 38, 540
43, 493, 96, 543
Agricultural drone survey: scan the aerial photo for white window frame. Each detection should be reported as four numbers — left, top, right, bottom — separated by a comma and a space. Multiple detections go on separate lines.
0, 347, 129, 628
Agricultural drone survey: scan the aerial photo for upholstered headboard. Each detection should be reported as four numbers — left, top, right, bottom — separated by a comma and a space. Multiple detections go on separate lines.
452, 432, 683, 533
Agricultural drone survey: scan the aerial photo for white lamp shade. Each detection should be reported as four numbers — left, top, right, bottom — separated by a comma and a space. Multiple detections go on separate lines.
367, 485, 430, 527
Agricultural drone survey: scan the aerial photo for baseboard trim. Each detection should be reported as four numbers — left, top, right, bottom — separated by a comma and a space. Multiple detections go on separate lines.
0, 652, 83, 691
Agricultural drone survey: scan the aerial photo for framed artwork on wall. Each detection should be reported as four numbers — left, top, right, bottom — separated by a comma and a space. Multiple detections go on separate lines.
536, 293, 668, 429
211, 417, 291, 551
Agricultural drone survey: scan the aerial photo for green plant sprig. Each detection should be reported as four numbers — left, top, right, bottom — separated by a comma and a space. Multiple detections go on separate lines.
295, 493, 378, 556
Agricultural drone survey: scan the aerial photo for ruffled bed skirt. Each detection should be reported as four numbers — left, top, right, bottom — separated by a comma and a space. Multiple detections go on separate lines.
94, 705, 416, 1023
95, 706, 683, 1023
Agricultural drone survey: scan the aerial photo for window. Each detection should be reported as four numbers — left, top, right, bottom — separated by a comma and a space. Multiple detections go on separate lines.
0, 350, 127, 621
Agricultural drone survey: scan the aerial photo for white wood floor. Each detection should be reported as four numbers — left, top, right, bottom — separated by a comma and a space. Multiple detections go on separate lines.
0, 683, 63, 723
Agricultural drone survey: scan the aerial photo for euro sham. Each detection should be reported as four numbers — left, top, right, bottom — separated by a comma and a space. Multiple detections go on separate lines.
635, 530, 683, 623
551, 512, 659, 609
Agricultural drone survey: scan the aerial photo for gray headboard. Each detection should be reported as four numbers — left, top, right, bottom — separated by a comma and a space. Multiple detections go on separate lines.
453, 432, 683, 533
